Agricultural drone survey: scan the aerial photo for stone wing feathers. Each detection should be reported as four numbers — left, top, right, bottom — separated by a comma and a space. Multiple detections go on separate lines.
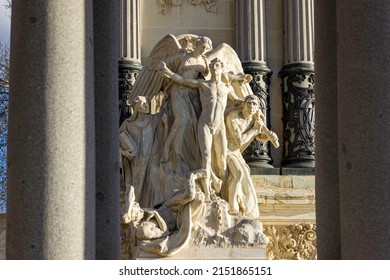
129, 34, 183, 102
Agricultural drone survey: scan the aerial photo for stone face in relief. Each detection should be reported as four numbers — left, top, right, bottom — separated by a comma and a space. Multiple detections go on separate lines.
120, 34, 279, 258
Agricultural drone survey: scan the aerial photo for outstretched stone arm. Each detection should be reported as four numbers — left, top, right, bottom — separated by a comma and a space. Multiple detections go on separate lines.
226, 72, 252, 84
223, 73, 252, 103
158, 61, 201, 89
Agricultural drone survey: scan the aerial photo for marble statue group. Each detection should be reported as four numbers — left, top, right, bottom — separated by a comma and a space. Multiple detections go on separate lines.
119, 34, 279, 258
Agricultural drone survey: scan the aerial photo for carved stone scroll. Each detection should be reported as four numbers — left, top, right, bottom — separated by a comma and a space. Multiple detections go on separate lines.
264, 223, 317, 260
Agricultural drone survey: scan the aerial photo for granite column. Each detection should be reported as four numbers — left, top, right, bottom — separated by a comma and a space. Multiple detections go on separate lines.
94, 0, 120, 259
316, 0, 390, 259
6, 0, 95, 259
314, 0, 341, 259
337, 0, 390, 259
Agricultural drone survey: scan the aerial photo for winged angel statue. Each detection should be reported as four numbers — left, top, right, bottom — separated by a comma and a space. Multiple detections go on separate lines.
120, 34, 275, 258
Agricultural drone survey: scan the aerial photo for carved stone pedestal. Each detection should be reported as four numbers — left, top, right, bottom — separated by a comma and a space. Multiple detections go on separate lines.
253, 174, 317, 260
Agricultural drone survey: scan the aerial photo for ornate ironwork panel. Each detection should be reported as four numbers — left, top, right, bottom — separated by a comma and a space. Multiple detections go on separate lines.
119, 61, 142, 125
279, 64, 315, 168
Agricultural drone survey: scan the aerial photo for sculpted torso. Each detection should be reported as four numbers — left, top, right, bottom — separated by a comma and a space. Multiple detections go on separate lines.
226, 108, 263, 153
199, 81, 230, 132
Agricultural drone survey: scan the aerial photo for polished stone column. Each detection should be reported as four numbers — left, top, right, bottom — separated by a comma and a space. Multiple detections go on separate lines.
94, 0, 120, 259
316, 0, 390, 260
6, 0, 95, 259
314, 0, 341, 260
236, 0, 274, 168
119, 0, 142, 125
280, 0, 315, 168
337, 0, 390, 259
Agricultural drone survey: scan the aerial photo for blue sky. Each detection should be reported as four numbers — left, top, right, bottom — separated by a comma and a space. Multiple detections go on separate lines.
0, 2, 10, 43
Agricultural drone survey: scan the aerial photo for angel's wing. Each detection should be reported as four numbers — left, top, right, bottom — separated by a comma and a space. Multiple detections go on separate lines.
129, 34, 183, 102
207, 43, 253, 100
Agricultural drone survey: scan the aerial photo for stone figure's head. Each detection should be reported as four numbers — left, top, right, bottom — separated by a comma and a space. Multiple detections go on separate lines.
209, 58, 224, 75
194, 36, 213, 55
128, 96, 150, 122
132, 96, 150, 114
243, 95, 260, 116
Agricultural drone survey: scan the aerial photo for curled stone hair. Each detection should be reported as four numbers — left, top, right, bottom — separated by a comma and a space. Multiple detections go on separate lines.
244, 94, 260, 104
132, 96, 149, 107
128, 96, 150, 121
196, 36, 213, 53
210, 57, 224, 69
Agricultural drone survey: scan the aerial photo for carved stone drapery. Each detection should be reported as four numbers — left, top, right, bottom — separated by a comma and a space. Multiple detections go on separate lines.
119, 61, 142, 125
279, 64, 315, 167
242, 63, 274, 168
264, 223, 317, 260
